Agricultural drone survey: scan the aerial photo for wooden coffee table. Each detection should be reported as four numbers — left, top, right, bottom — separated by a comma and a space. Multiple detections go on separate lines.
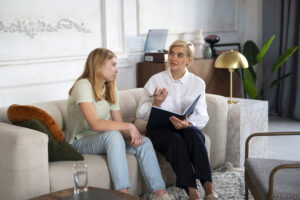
30, 187, 138, 200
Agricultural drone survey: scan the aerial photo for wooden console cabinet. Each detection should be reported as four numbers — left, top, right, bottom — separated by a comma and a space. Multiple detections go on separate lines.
137, 62, 166, 88
136, 59, 242, 98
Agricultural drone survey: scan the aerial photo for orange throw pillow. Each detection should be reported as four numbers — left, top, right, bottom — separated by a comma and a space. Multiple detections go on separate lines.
7, 104, 63, 142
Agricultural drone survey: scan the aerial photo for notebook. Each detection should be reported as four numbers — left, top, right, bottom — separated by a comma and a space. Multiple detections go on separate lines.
146, 94, 201, 130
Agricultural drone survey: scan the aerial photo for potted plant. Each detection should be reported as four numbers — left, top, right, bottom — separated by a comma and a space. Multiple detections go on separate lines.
238, 35, 298, 99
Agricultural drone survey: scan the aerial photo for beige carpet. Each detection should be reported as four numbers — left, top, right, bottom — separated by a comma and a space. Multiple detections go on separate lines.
140, 163, 254, 200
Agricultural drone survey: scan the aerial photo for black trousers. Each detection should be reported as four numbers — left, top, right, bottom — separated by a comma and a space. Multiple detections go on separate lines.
146, 126, 212, 191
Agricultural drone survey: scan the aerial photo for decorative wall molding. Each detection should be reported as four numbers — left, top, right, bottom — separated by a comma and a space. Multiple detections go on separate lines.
104, 0, 126, 52
0, 54, 132, 90
0, 17, 91, 38
0, 54, 132, 69
0, 78, 76, 90
0, 54, 87, 67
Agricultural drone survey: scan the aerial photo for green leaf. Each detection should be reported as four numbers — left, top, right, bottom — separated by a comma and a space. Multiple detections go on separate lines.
243, 80, 258, 98
256, 35, 275, 62
243, 41, 259, 66
271, 46, 298, 73
248, 65, 257, 81
234, 68, 241, 77
243, 68, 255, 83
270, 73, 291, 88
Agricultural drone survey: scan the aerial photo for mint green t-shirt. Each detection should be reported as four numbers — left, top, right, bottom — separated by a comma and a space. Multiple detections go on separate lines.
66, 79, 120, 144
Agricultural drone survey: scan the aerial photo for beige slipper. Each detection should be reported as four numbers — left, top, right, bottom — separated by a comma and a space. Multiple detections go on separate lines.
205, 193, 219, 200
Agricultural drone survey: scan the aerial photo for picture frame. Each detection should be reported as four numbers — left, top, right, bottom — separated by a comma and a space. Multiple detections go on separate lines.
214, 43, 241, 57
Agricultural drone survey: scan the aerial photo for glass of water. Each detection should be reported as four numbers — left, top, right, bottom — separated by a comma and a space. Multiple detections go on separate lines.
73, 163, 88, 194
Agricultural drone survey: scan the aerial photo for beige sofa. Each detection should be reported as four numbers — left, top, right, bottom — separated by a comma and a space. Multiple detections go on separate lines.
0, 88, 228, 200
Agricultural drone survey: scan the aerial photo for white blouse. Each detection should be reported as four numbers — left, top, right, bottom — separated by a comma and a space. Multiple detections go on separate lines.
136, 68, 209, 130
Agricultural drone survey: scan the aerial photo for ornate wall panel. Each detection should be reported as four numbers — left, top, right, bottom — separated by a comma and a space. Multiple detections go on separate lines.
0, 0, 102, 63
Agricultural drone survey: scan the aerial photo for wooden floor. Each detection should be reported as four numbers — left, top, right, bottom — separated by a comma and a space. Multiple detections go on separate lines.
267, 116, 300, 161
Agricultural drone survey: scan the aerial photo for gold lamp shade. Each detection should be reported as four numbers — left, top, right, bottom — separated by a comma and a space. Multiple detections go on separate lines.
215, 50, 249, 104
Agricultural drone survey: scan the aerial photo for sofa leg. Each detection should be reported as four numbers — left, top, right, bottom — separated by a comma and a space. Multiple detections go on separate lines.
245, 184, 249, 200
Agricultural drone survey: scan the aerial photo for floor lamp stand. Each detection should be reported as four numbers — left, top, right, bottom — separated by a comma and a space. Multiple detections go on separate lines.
228, 68, 239, 104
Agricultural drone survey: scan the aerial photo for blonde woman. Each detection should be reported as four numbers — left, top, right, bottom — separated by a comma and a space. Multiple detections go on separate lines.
137, 40, 219, 200
66, 48, 173, 200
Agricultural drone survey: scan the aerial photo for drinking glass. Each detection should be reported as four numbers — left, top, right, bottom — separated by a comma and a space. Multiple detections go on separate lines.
73, 163, 88, 194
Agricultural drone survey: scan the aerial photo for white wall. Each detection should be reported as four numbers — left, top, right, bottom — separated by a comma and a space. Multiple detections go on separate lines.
0, 0, 262, 107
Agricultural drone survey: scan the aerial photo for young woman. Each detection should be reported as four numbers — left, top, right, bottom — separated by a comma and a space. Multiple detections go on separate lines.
137, 40, 219, 200
66, 48, 173, 200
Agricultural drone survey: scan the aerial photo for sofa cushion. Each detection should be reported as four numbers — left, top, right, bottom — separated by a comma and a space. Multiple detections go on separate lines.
203, 94, 228, 169
13, 119, 83, 162
7, 104, 63, 142
134, 118, 147, 135
51, 100, 68, 132
49, 154, 141, 195
118, 91, 138, 123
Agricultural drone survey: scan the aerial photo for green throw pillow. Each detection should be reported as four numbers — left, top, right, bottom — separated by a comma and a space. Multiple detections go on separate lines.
14, 119, 84, 162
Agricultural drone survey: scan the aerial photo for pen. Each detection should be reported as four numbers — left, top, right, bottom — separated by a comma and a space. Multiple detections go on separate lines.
149, 92, 163, 97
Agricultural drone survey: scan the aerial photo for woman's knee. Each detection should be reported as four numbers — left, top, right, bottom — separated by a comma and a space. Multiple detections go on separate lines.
142, 136, 151, 144
184, 127, 204, 139
104, 131, 125, 148
170, 133, 185, 144
140, 136, 154, 150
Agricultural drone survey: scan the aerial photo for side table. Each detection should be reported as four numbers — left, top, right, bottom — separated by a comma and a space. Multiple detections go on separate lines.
226, 98, 268, 167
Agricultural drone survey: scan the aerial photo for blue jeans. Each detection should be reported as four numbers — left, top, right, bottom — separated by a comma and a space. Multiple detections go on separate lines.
72, 130, 165, 192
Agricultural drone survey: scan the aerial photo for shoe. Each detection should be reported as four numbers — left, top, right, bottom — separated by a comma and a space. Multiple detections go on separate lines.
152, 192, 175, 200
205, 193, 219, 200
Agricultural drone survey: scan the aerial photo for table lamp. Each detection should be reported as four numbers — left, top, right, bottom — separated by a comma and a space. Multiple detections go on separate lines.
215, 50, 248, 104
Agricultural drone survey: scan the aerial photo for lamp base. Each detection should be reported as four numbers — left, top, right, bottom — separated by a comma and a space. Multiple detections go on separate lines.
228, 99, 239, 104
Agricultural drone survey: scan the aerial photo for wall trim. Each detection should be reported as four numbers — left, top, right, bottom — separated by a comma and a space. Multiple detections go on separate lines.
0, 53, 133, 67
0, 78, 75, 90
101, 0, 107, 47
0, 55, 132, 89
0, 18, 91, 39
119, 0, 126, 52
0, 55, 87, 67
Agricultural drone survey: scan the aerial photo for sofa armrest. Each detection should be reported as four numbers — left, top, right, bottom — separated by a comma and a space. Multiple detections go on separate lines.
0, 122, 50, 200
203, 94, 228, 169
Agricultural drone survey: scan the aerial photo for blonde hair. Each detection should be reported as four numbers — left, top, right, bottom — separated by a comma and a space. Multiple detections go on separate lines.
168, 39, 195, 67
69, 48, 117, 103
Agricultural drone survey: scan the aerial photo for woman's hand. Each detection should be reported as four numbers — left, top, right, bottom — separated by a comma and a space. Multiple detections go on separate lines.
169, 115, 191, 130
126, 123, 142, 147
152, 87, 168, 107
110, 110, 142, 147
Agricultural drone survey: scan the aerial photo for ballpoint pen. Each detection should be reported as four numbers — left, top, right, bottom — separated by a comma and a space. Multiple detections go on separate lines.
149, 92, 163, 97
